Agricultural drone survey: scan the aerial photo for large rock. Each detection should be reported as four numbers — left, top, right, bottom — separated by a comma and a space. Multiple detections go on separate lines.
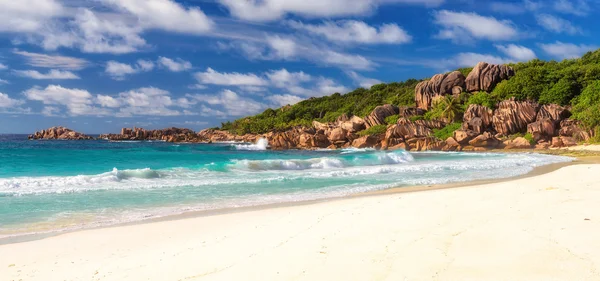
504, 137, 532, 149
559, 119, 592, 141
527, 118, 556, 142
537, 104, 571, 124
443, 137, 461, 151
29, 126, 93, 140
406, 137, 446, 151
352, 135, 379, 148
453, 129, 479, 145
386, 119, 433, 140
463, 104, 493, 134
465, 62, 515, 92
338, 116, 366, 133
327, 127, 348, 143
364, 104, 399, 128
398, 106, 425, 118
413, 119, 447, 130
415, 71, 466, 110
468, 132, 500, 148
492, 99, 540, 136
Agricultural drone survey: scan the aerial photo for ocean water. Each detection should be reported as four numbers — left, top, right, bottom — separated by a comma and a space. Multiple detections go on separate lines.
0, 134, 572, 237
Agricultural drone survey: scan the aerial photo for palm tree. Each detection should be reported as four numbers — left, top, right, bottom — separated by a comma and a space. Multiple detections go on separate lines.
440, 96, 462, 123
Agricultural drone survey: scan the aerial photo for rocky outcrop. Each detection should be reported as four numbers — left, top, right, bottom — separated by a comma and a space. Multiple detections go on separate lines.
559, 119, 592, 141
504, 137, 532, 149
398, 106, 425, 118
101, 127, 203, 142
415, 71, 466, 110
463, 104, 493, 134
465, 62, 515, 92
413, 120, 447, 129
352, 135, 379, 148
468, 132, 500, 148
527, 118, 556, 142
28, 127, 93, 140
492, 99, 539, 136
338, 116, 366, 133
453, 129, 479, 145
537, 104, 571, 124
364, 104, 399, 128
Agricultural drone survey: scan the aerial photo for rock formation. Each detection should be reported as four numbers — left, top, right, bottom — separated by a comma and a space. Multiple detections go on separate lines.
463, 104, 493, 134
492, 99, 539, 136
100, 127, 204, 142
364, 104, 399, 128
415, 71, 466, 110
28, 127, 93, 140
465, 62, 515, 92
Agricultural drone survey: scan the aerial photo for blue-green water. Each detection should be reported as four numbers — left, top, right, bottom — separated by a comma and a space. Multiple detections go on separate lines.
0, 135, 572, 237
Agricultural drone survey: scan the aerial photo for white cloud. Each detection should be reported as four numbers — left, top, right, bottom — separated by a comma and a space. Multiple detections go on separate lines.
0, 92, 24, 108
495, 44, 536, 61
105, 60, 157, 80
553, 0, 590, 16
136, 60, 155, 71
434, 10, 519, 43
289, 20, 411, 44
105, 0, 213, 34
489, 0, 543, 14
0, 79, 8, 84
96, 95, 121, 108
23, 85, 109, 116
218, 0, 443, 21
266, 36, 298, 59
14, 69, 80, 80
13, 50, 89, 70
157, 57, 192, 72
0, 0, 64, 33
266, 94, 304, 106
189, 89, 266, 116
0, 63, 7, 70
195, 68, 268, 86
540, 41, 596, 59
440, 53, 512, 69
347, 71, 383, 88
266, 69, 311, 89
536, 14, 581, 34
113, 87, 181, 117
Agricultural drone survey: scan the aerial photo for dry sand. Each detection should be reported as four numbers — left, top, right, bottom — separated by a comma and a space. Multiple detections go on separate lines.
1, 164, 600, 281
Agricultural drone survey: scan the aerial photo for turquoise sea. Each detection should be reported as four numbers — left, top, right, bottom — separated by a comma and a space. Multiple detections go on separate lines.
0, 134, 572, 237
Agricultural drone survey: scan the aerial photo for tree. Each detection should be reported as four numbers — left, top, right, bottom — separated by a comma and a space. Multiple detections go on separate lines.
440, 96, 462, 122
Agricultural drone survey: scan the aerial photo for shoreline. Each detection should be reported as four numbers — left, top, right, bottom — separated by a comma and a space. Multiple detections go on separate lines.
3, 162, 600, 280
2, 152, 595, 246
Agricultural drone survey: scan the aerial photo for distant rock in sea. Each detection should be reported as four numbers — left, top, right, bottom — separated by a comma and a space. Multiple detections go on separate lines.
28, 126, 93, 140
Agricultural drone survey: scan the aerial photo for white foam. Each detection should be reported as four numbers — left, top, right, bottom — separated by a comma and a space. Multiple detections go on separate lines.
233, 138, 269, 151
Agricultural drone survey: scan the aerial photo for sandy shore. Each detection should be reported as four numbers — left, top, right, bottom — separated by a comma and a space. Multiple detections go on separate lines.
2, 164, 600, 281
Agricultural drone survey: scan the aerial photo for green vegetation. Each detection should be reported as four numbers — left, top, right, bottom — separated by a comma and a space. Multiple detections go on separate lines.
433, 123, 462, 140
220, 49, 600, 137
357, 125, 388, 137
409, 115, 424, 122
466, 91, 497, 109
384, 115, 400, 125
523, 133, 535, 145
222, 80, 420, 134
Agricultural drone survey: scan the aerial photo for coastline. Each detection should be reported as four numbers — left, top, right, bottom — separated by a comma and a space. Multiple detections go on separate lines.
1, 151, 595, 245
2, 160, 600, 280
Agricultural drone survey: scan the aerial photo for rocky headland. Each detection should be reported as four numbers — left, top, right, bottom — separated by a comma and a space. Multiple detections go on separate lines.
31, 61, 595, 150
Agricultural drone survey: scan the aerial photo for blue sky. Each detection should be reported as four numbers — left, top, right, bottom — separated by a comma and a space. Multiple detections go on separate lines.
0, 0, 598, 134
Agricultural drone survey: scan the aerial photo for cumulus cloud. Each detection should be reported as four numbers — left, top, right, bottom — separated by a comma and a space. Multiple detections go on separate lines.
0, 63, 7, 70
433, 10, 519, 43
0, 79, 8, 84
289, 20, 411, 44
347, 71, 383, 88
0, 92, 24, 108
157, 57, 192, 72
195, 68, 268, 86
3, 0, 213, 54
218, 0, 444, 21
188, 89, 266, 116
113, 87, 182, 117
266, 94, 304, 106
494, 44, 536, 61
23, 85, 109, 116
536, 14, 581, 34
14, 69, 80, 80
13, 50, 89, 70
540, 41, 596, 59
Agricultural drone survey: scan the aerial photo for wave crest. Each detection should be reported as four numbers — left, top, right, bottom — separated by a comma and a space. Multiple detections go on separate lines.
233, 138, 269, 151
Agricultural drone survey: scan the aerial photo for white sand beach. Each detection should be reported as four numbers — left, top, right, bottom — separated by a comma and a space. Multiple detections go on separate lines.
2, 164, 600, 281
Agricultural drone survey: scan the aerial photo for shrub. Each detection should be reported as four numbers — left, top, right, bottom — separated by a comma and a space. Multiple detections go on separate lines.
466, 91, 496, 109
523, 133, 535, 145
572, 80, 600, 129
357, 125, 388, 136
433, 123, 461, 140
409, 115, 424, 122
384, 115, 399, 125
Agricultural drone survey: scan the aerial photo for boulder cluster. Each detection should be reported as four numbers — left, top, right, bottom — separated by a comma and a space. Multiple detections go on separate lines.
28, 126, 93, 140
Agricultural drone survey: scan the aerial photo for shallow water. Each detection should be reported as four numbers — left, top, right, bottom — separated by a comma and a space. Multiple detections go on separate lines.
0, 134, 572, 237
